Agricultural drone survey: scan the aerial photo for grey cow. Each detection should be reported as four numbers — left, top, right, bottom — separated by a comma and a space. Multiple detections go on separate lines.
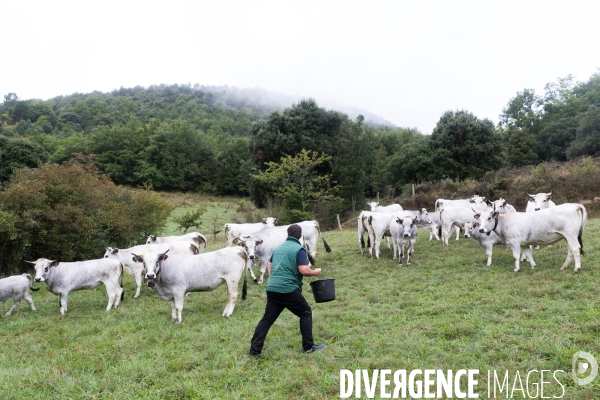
0, 273, 39, 316
28, 258, 124, 315
390, 215, 419, 266
132, 246, 250, 323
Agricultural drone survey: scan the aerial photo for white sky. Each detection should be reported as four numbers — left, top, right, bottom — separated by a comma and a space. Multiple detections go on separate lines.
1, 0, 599, 134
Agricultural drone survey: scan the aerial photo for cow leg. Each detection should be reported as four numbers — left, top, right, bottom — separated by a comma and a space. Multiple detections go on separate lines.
455, 226, 460, 240
392, 236, 398, 259
520, 245, 532, 262
23, 291, 36, 311
257, 259, 268, 284
59, 293, 68, 315
406, 243, 413, 266
398, 243, 404, 266
5, 297, 21, 317
133, 269, 143, 298
170, 300, 177, 321
386, 236, 392, 250
522, 247, 536, 268
173, 293, 185, 323
104, 280, 121, 311
222, 279, 239, 318
562, 237, 582, 272
247, 260, 258, 283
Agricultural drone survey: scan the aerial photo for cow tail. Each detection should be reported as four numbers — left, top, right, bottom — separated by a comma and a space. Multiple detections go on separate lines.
316, 222, 332, 253
242, 253, 248, 300
26, 274, 40, 291
120, 263, 125, 301
578, 205, 587, 256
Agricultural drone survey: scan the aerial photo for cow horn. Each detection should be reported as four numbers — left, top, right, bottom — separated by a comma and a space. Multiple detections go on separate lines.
24, 260, 36, 264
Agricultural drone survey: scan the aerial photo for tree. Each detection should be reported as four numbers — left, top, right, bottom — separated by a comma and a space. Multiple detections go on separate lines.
250, 99, 346, 169
252, 149, 340, 212
0, 137, 49, 182
386, 135, 436, 187
430, 110, 503, 181
567, 105, 600, 158
173, 207, 206, 233
332, 116, 375, 211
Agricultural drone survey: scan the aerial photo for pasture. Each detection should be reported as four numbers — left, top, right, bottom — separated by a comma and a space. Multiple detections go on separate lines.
1, 206, 599, 398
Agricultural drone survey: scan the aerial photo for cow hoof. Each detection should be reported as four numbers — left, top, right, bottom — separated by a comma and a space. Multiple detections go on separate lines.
513, 269, 519, 272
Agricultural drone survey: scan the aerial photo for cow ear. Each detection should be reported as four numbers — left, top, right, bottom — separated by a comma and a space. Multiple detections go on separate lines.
548, 195, 553, 201
469, 199, 475, 203
131, 254, 143, 263
492, 211, 500, 218
413, 217, 418, 225
50, 260, 59, 268
473, 222, 480, 228
256, 240, 263, 246
237, 241, 245, 247
474, 214, 481, 220
274, 218, 278, 224
112, 248, 119, 254
397, 218, 403, 224
262, 218, 267, 224
158, 254, 169, 262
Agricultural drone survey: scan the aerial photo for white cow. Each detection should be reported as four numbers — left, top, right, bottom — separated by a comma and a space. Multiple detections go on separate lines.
28, 258, 123, 315
474, 203, 587, 272
434, 195, 487, 212
419, 210, 442, 241
146, 231, 207, 251
367, 202, 403, 213
521, 192, 557, 260
0, 273, 39, 316
358, 211, 371, 256
133, 247, 249, 323
364, 210, 431, 259
104, 241, 202, 298
224, 217, 278, 247
526, 192, 557, 212
390, 215, 419, 266
463, 221, 505, 266
439, 204, 490, 245
487, 198, 517, 214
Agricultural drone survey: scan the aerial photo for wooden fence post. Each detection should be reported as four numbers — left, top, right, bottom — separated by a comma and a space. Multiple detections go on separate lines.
337, 214, 342, 231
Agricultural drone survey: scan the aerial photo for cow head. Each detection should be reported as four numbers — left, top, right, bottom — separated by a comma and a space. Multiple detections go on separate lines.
463, 221, 479, 238
133, 249, 170, 280
470, 195, 486, 204
527, 192, 553, 211
237, 237, 263, 260
262, 217, 278, 226
418, 208, 433, 224
396, 217, 417, 237
103, 247, 119, 258
146, 235, 157, 245
26, 259, 59, 282
366, 202, 379, 211
474, 210, 499, 236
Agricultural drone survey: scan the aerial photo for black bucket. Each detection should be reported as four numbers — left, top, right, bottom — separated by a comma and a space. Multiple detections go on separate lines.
310, 279, 336, 303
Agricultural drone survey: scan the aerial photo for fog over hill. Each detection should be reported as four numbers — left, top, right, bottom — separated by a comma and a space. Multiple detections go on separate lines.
201, 85, 398, 128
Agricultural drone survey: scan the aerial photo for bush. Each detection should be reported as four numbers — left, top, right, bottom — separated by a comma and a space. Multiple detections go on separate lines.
0, 156, 173, 274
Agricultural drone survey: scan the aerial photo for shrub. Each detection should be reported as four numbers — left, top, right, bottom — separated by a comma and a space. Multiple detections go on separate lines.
0, 156, 173, 274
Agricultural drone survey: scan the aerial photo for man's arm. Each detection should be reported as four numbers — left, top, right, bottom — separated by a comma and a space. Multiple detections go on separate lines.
298, 264, 321, 277
267, 261, 272, 276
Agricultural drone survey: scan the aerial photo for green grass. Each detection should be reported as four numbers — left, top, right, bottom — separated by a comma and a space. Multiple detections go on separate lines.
1, 211, 599, 399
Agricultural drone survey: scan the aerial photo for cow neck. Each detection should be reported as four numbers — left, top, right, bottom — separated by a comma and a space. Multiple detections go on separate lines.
492, 215, 499, 232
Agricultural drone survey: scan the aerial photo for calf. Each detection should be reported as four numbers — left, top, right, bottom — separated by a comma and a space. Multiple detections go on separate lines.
224, 218, 277, 247
28, 258, 124, 315
133, 247, 249, 323
104, 241, 202, 298
474, 203, 587, 272
0, 273, 39, 316
390, 216, 419, 266
463, 221, 505, 266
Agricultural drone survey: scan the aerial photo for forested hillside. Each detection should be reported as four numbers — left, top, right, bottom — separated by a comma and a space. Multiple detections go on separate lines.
1, 72, 599, 214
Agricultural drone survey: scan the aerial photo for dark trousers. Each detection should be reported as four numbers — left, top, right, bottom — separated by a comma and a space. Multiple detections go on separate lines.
250, 290, 314, 353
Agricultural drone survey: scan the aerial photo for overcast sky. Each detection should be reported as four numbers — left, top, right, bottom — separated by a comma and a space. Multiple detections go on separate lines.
1, 1, 599, 134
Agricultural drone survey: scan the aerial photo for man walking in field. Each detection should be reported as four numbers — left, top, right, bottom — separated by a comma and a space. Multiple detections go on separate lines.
249, 224, 326, 357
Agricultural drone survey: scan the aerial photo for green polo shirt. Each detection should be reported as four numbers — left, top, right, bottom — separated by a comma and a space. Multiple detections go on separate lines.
266, 236, 306, 293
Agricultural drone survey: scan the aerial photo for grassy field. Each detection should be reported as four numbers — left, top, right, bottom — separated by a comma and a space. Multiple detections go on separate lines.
1, 198, 599, 399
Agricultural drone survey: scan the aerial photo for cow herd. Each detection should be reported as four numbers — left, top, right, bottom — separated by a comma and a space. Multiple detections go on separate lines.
358, 192, 587, 274
1, 219, 332, 323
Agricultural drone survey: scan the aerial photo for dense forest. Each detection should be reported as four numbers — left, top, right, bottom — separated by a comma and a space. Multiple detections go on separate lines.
1, 72, 599, 214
